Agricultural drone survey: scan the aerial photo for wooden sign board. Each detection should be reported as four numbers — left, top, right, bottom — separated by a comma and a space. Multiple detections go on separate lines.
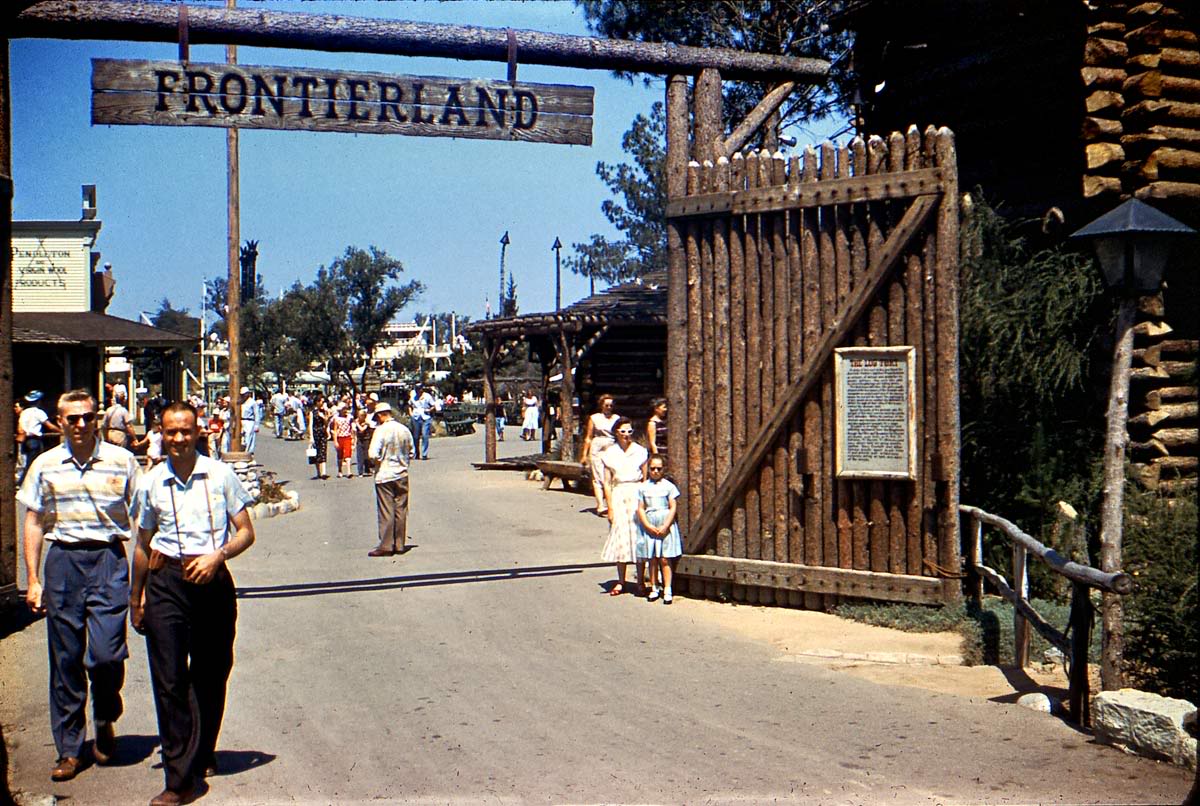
92, 59, 594, 146
834, 346, 917, 480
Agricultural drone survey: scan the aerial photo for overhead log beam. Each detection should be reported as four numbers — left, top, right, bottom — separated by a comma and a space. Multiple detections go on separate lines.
15, 1, 830, 82
721, 81, 796, 158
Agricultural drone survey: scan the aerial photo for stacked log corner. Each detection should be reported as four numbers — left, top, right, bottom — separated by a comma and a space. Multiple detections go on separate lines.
1083, 1, 1200, 202
670, 125, 961, 610
1127, 295, 1198, 495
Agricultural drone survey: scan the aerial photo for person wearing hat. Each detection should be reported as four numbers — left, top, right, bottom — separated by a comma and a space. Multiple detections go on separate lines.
19, 390, 61, 485
366, 402, 415, 557
410, 384, 436, 460
239, 387, 261, 454
101, 387, 135, 449
19, 389, 140, 783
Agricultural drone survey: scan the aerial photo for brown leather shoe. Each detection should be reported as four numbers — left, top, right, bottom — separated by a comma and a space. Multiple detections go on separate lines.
148, 785, 195, 806
93, 721, 116, 764
367, 548, 395, 557
50, 756, 81, 781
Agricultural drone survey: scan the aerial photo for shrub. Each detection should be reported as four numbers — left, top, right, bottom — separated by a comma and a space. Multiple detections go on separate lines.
1122, 486, 1198, 701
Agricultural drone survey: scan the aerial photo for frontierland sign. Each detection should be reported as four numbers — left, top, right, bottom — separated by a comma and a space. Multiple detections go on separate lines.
92, 59, 594, 145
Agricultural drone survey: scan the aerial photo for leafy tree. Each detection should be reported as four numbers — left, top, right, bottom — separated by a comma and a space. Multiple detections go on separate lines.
138, 298, 199, 386
577, 0, 854, 133
959, 194, 1108, 597
151, 297, 197, 338
564, 103, 666, 284
291, 247, 424, 396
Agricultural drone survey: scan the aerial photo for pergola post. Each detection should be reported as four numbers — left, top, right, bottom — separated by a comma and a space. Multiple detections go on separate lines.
0, 36, 15, 600
556, 328, 576, 461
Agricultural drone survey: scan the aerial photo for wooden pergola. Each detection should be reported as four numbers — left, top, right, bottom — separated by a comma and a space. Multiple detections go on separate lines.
468, 272, 667, 464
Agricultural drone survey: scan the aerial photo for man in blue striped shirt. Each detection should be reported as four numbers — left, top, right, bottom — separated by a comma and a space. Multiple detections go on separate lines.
18, 389, 141, 783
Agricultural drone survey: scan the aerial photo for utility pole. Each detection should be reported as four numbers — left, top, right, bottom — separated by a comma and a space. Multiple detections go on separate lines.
1, 36, 17, 599
498, 230, 509, 317
552, 236, 562, 311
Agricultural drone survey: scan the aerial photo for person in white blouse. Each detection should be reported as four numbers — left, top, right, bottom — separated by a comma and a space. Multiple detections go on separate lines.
598, 417, 649, 596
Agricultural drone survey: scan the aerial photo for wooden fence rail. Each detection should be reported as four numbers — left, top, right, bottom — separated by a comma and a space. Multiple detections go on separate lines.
960, 503, 1132, 725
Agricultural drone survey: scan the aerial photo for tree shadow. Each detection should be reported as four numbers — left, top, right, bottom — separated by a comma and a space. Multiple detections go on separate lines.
236, 561, 611, 600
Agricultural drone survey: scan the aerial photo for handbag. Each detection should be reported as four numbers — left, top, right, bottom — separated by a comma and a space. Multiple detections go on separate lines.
305, 443, 318, 464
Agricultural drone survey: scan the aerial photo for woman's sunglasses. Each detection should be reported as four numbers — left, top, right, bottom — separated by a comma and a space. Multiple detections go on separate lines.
616, 429, 634, 435
63, 412, 97, 425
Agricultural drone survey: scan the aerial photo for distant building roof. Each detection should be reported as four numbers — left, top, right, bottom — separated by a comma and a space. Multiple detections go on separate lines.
14, 312, 197, 348
468, 271, 667, 339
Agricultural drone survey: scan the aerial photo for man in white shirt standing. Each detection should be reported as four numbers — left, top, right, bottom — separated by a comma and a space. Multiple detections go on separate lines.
130, 401, 255, 806
269, 389, 288, 438
18, 389, 140, 782
410, 384, 435, 460
367, 403, 415, 557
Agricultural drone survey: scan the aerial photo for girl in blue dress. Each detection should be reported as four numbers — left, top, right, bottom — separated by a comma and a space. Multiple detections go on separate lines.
636, 454, 683, 604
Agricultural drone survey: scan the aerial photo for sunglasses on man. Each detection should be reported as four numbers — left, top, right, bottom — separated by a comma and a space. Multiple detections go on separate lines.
63, 412, 97, 425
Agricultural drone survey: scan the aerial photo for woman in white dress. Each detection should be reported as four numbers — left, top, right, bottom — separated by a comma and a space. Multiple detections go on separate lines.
520, 390, 540, 441
599, 417, 649, 596
578, 394, 620, 515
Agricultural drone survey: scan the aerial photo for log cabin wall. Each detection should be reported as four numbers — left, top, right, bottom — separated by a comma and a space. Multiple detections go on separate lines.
669, 129, 961, 608
575, 324, 666, 439
846, 0, 1198, 495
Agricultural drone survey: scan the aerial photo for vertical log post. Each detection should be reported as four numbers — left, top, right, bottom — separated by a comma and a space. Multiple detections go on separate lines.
1012, 543, 1030, 667
225, 7, 243, 452
1100, 296, 1137, 691
665, 73, 689, 530
0, 37, 16, 599
933, 128, 961, 603
729, 152, 748, 571
557, 329, 576, 461
967, 513, 983, 607
800, 146, 822, 607
540, 359, 553, 455
482, 335, 497, 463
1069, 580, 1094, 726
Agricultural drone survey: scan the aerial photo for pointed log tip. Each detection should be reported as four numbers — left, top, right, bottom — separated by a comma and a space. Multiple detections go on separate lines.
868, 134, 885, 146
772, 151, 786, 161
907, 123, 920, 134
716, 155, 730, 165
702, 159, 714, 168
731, 151, 744, 161
688, 160, 701, 167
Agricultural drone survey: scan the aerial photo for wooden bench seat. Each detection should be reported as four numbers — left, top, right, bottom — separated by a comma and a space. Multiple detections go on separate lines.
536, 459, 590, 491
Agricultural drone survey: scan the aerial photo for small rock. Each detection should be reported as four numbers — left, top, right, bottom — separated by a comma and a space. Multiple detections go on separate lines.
1043, 647, 1064, 664
528, 469, 544, 481
1017, 692, 1056, 713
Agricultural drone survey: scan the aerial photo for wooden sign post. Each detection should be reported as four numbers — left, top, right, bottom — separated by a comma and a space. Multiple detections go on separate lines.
92, 59, 595, 145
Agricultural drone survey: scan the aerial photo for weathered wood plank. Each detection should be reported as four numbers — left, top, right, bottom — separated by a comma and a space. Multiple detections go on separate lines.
800, 147, 823, 590
758, 151, 777, 564
771, 152, 791, 574
92, 90, 592, 144
729, 153, 748, 561
684, 192, 939, 555
677, 555, 943, 605
743, 152, 763, 565
665, 167, 945, 218
685, 161, 704, 528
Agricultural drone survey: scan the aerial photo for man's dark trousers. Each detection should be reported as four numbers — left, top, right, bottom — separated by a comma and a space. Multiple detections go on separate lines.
43, 542, 129, 759
143, 562, 237, 791
375, 477, 409, 553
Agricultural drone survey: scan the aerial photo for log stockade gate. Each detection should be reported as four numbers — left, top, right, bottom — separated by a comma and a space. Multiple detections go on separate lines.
3, 2, 961, 611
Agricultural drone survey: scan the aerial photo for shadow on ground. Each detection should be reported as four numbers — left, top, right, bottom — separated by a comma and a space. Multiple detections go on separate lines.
236, 562, 611, 600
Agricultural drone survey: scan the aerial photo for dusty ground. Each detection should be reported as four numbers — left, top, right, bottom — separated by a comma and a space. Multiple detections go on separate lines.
690, 598, 1077, 702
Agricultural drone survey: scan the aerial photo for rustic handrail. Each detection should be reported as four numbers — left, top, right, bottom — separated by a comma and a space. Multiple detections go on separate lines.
959, 505, 1132, 594
960, 503, 1130, 726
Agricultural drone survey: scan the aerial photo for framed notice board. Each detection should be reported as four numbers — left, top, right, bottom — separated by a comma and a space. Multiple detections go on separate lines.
834, 346, 917, 480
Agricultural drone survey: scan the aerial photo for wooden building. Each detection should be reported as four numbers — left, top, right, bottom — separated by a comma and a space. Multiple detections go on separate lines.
468, 273, 667, 463
843, 0, 1198, 493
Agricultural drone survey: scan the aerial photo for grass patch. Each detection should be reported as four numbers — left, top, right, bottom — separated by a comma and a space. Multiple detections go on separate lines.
832, 596, 1100, 668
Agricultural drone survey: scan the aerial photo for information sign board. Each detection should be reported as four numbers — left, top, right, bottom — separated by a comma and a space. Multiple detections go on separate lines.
834, 346, 916, 480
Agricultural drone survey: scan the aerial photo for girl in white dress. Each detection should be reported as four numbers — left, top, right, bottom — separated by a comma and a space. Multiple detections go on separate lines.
578, 394, 620, 515
637, 455, 683, 603
520, 391, 540, 441
599, 417, 648, 595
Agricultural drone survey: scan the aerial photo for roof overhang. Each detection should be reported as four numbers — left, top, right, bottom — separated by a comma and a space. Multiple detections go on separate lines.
13, 312, 197, 349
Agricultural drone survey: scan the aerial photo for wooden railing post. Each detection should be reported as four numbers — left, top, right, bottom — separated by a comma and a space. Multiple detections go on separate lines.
1068, 581, 1094, 726
967, 513, 983, 606
1013, 543, 1030, 667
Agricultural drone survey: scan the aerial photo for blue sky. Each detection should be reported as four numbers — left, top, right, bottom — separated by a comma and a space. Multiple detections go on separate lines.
12, 0, 844, 324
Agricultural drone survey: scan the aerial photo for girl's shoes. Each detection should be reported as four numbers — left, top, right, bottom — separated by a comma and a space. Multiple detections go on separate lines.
663, 589, 673, 605
608, 584, 624, 597
647, 588, 661, 602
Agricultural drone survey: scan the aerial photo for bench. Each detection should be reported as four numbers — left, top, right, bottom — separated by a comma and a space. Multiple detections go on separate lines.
441, 415, 476, 437
536, 459, 590, 491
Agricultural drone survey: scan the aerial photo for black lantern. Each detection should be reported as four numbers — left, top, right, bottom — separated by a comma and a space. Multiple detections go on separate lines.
1069, 198, 1196, 295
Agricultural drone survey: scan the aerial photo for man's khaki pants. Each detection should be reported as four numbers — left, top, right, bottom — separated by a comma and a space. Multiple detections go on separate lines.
375, 476, 409, 553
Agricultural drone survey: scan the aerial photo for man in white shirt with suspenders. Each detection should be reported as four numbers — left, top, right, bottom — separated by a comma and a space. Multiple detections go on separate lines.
130, 401, 255, 806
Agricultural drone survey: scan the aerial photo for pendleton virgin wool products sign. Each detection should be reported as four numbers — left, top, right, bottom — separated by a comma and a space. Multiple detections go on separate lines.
92, 59, 595, 145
